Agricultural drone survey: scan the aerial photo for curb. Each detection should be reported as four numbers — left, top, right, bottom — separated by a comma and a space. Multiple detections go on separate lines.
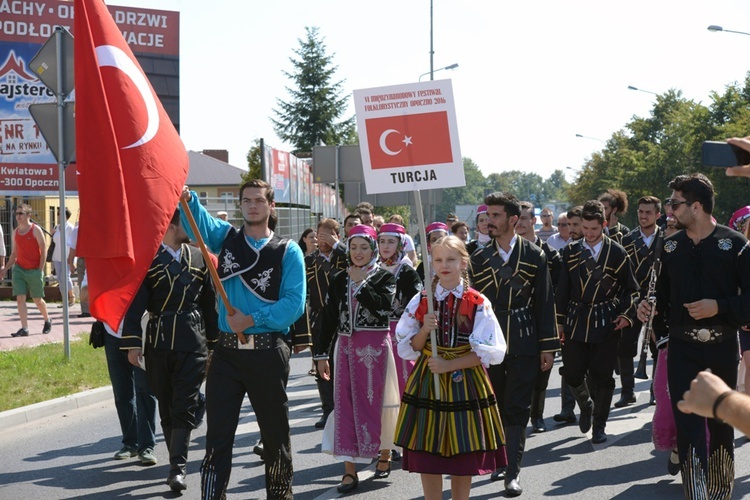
0, 385, 113, 430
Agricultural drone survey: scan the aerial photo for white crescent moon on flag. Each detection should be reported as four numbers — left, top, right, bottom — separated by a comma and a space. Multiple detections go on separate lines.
379, 129, 402, 155
95, 45, 159, 150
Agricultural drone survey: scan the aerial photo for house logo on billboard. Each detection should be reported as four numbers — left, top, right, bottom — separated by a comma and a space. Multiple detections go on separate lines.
0, 51, 54, 103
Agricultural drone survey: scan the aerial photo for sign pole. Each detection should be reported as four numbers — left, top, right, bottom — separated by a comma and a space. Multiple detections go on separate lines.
414, 189, 440, 400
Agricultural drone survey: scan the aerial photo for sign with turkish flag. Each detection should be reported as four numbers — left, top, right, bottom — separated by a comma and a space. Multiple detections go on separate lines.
74, 0, 188, 330
353, 79, 464, 194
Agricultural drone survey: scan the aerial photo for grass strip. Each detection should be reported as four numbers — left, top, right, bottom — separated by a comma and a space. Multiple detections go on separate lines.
0, 334, 110, 412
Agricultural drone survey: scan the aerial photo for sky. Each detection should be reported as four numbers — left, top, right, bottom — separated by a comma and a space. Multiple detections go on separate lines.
112, 0, 750, 182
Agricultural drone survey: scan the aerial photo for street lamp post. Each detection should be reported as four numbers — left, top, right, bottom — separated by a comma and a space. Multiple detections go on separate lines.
627, 85, 658, 96
575, 133, 606, 144
707, 25, 750, 37
419, 63, 459, 82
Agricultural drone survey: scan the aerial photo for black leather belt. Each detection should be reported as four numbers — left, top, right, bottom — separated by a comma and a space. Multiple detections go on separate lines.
219, 330, 280, 350
672, 326, 726, 344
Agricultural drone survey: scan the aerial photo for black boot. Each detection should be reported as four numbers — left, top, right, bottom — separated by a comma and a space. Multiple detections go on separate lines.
568, 382, 594, 434
315, 378, 334, 429
614, 356, 636, 408
591, 388, 614, 444
167, 428, 191, 491
530, 389, 547, 433
553, 375, 577, 423
503, 425, 524, 497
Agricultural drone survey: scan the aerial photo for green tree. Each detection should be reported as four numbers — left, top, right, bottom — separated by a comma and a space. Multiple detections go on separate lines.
272, 27, 356, 155
437, 157, 486, 220
241, 140, 262, 184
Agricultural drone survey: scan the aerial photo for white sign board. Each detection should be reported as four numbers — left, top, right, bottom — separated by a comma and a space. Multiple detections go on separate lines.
353, 79, 464, 195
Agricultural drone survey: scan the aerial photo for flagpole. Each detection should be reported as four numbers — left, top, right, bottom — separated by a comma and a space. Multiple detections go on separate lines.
179, 198, 247, 345
414, 189, 440, 400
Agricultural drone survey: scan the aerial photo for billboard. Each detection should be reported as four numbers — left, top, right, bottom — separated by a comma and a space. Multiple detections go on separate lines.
0, 1, 180, 195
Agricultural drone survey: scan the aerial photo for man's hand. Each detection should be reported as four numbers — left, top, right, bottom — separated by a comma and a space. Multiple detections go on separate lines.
636, 299, 656, 323
677, 370, 732, 418
317, 231, 339, 247
317, 359, 330, 381
540, 352, 554, 372
683, 299, 718, 320
127, 349, 143, 368
613, 316, 630, 331
181, 185, 192, 202
0, 266, 6, 279
293, 345, 309, 354
557, 324, 565, 343
226, 309, 255, 334
725, 137, 750, 178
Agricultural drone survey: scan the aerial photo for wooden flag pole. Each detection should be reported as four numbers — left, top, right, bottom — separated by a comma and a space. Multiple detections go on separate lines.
414, 189, 440, 400
179, 198, 246, 345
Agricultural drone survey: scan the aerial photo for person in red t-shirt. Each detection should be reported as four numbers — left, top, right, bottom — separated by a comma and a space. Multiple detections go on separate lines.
0, 204, 51, 336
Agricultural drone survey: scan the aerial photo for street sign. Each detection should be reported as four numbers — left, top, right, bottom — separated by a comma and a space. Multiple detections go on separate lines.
28, 103, 76, 164
28, 28, 75, 97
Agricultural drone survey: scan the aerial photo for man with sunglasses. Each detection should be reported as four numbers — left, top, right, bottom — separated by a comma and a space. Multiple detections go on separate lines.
0, 205, 52, 337
556, 200, 639, 445
638, 173, 750, 498
469, 192, 558, 497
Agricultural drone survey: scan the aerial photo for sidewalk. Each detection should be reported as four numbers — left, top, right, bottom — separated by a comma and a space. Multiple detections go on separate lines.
0, 296, 93, 351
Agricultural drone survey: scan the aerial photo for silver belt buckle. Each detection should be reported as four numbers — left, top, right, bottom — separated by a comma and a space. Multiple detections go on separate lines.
238, 334, 254, 350
696, 328, 711, 342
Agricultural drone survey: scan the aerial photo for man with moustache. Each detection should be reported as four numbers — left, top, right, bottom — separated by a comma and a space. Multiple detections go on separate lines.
556, 200, 639, 444
469, 192, 558, 496
515, 201, 562, 434
181, 180, 305, 500
638, 174, 750, 498
307, 218, 348, 429
121, 210, 219, 492
615, 196, 663, 408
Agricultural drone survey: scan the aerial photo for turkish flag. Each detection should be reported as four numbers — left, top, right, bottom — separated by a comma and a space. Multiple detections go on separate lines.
74, 0, 188, 330
365, 111, 453, 169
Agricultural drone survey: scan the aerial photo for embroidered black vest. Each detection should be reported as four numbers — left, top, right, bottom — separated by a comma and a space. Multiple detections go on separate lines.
218, 228, 289, 303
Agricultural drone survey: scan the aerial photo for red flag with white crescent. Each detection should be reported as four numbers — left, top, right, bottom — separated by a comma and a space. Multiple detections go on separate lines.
74, 0, 188, 330
365, 111, 453, 169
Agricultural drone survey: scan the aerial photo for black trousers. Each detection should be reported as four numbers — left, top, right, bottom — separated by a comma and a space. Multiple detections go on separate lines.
146, 349, 206, 431
618, 322, 641, 358
561, 334, 619, 391
200, 339, 292, 500
488, 353, 538, 426
668, 336, 737, 499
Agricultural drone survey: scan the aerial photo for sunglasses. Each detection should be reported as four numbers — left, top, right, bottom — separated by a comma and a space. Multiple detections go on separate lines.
664, 199, 688, 208
15, 212, 28, 216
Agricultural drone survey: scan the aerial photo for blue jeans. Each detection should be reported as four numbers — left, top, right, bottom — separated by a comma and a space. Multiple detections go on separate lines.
104, 332, 157, 452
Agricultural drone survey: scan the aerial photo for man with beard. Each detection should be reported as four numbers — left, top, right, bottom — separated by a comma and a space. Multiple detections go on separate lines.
515, 201, 562, 434
469, 192, 558, 497
181, 180, 305, 500
536, 207, 557, 242
615, 196, 663, 408
556, 200, 639, 444
307, 218, 347, 429
638, 173, 750, 498
122, 210, 219, 492
598, 189, 630, 244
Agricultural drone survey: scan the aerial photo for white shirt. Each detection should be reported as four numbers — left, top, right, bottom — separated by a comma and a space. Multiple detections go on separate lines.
0, 224, 5, 257
583, 240, 604, 260
497, 235, 518, 263
639, 229, 656, 248
395, 282, 506, 367
546, 232, 570, 252
161, 243, 182, 262
51, 221, 74, 262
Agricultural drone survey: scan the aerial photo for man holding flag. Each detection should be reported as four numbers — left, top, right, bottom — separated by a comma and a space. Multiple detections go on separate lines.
181, 181, 305, 500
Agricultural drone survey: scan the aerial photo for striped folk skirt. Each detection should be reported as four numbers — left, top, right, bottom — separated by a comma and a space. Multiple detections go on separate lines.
394, 343, 507, 476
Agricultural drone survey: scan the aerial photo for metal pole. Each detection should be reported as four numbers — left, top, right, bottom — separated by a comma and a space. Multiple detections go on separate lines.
54, 26, 71, 360
414, 189, 440, 399
334, 146, 340, 222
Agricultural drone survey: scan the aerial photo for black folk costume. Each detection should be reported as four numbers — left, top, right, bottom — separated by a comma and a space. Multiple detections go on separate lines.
122, 244, 219, 489
617, 226, 664, 406
607, 221, 630, 244
468, 236, 559, 485
394, 284, 507, 475
655, 225, 750, 499
556, 236, 639, 442
305, 245, 348, 424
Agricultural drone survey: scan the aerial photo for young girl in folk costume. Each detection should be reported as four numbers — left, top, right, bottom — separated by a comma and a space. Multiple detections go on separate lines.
395, 235, 507, 500
315, 224, 401, 493
416, 222, 449, 284
378, 223, 423, 393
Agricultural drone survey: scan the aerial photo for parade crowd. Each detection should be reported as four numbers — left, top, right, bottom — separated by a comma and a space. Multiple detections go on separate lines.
2, 156, 750, 499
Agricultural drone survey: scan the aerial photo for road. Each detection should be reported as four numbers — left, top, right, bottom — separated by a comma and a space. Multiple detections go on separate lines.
0, 352, 748, 499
